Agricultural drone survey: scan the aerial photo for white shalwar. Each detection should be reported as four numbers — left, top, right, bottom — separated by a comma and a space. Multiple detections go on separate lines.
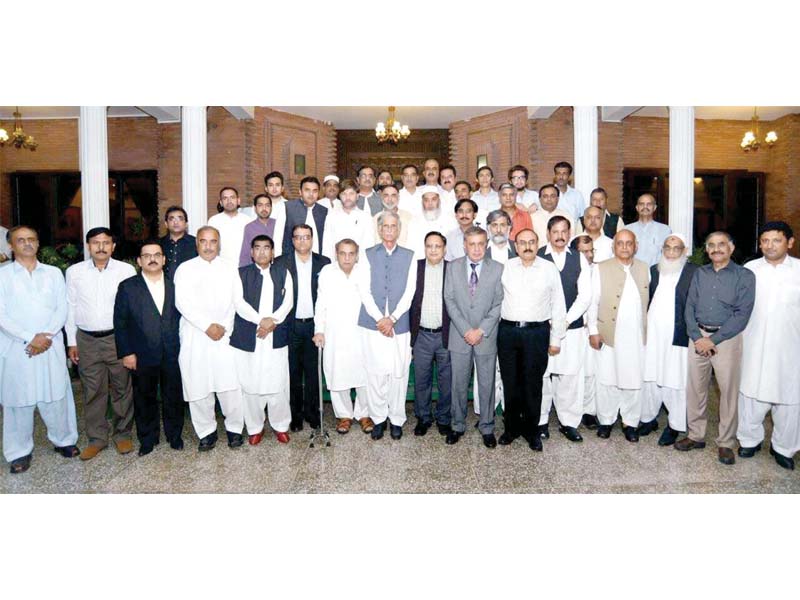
235, 267, 294, 435
641, 269, 688, 431
315, 263, 368, 420
582, 265, 600, 417
737, 256, 800, 456
589, 265, 646, 427
174, 256, 262, 438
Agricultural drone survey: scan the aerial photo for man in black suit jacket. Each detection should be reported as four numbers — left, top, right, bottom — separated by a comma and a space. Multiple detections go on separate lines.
113, 241, 184, 455
274, 224, 331, 430
409, 232, 452, 436
282, 176, 328, 256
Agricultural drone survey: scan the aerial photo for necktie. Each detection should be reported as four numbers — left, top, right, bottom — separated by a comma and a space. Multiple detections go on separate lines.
469, 262, 478, 297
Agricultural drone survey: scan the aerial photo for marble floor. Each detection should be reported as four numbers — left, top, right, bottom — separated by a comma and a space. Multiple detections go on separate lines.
1, 382, 798, 494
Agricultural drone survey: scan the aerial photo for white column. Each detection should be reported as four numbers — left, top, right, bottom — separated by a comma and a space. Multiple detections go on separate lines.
79, 106, 109, 259
668, 106, 695, 249
182, 106, 208, 235
573, 106, 598, 201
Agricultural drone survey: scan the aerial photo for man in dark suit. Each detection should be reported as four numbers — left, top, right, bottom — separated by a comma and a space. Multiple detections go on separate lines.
282, 176, 328, 256
274, 224, 331, 430
410, 231, 452, 436
486, 209, 517, 264
114, 240, 184, 455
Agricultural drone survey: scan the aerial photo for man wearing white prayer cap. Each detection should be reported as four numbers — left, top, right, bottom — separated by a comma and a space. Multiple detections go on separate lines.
319, 175, 341, 210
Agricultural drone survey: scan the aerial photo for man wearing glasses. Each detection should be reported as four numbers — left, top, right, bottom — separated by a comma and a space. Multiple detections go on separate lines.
159, 206, 197, 280
508, 164, 539, 213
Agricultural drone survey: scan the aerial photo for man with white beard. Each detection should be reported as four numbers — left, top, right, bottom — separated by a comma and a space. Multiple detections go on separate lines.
321, 179, 373, 261
639, 234, 697, 446
588, 230, 650, 442
313, 239, 372, 435
408, 186, 457, 259
737, 221, 800, 470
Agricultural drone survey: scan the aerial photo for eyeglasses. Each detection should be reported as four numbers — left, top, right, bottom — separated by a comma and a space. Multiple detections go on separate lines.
140, 252, 164, 260
510, 175, 527, 181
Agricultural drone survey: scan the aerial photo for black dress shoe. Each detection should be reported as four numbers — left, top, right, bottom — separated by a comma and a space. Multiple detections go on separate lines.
138, 444, 155, 457
9, 453, 32, 474
226, 432, 244, 448
482, 433, 497, 448
390, 424, 403, 440
537, 425, 550, 439
169, 437, 185, 451
445, 430, 463, 445
738, 442, 763, 458
499, 432, 518, 445
596, 425, 612, 439
636, 419, 659, 436
414, 420, 431, 436
371, 421, 386, 440
528, 436, 543, 451
623, 426, 639, 443
581, 414, 599, 430
290, 420, 303, 432
559, 426, 583, 442
198, 432, 218, 451
53, 444, 80, 458
770, 446, 795, 470
436, 423, 452, 435
657, 426, 680, 447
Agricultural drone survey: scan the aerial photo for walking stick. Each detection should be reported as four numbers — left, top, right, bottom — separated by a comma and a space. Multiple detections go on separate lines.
309, 345, 331, 448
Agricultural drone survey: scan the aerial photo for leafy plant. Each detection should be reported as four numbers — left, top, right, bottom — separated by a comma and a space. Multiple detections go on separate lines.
688, 245, 709, 266
38, 244, 81, 273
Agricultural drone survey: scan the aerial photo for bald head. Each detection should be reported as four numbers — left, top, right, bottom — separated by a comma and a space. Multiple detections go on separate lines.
613, 229, 637, 264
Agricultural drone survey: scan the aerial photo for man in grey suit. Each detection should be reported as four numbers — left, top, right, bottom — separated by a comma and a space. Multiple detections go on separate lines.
444, 226, 504, 448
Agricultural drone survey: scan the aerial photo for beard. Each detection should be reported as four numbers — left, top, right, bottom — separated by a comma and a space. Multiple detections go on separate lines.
491, 233, 508, 246
423, 208, 441, 222
658, 255, 687, 275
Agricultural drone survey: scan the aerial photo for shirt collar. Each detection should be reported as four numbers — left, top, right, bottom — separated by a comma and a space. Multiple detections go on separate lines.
11, 260, 42, 273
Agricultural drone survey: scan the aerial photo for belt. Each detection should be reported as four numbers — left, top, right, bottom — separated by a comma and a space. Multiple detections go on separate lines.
79, 328, 114, 338
698, 324, 721, 333
419, 326, 442, 333
500, 319, 548, 329
294, 317, 314, 323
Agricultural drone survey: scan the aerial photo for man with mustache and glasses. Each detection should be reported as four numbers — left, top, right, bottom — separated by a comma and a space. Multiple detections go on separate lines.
679, 231, 755, 465
625, 193, 671, 267
66, 227, 137, 460
114, 240, 185, 455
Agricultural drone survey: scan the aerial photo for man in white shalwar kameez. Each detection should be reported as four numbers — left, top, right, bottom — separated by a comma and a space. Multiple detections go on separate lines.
321, 179, 373, 262
737, 221, 800, 470
230, 235, 294, 445
313, 239, 371, 434
407, 187, 458, 259
640, 234, 697, 446
174, 226, 267, 450
588, 230, 650, 442
0, 226, 80, 473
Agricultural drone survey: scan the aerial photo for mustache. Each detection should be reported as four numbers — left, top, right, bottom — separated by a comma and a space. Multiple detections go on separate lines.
148, 261, 158, 266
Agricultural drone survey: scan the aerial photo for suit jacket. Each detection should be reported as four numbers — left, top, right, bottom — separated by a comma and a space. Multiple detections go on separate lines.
649, 262, 697, 347
113, 273, 180, 367
443, 256, 504, 356
273, 251, 331, 321
410, 259, 451, 348
490, 239, 517, 260
282, 199, 328, 256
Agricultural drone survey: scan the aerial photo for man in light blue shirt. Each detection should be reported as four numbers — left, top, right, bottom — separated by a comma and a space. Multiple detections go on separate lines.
625, 193, 672, 266
0, 226, 80, 474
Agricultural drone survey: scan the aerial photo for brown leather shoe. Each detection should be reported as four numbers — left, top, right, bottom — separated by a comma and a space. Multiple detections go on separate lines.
115, 439, 134, 455
336, 419, 352, 434
718, 447, 736, 465
674, 437, 706, 452
275, 431, 290, 444
80, 444, 106, 461
359, 417, 374, 433
248, 430, 264, 446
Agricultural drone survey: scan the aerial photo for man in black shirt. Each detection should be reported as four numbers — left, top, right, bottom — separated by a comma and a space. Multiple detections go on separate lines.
159, 206, 197, 280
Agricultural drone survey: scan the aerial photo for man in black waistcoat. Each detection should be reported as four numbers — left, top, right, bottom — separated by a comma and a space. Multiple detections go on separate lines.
578, 188, 624, 239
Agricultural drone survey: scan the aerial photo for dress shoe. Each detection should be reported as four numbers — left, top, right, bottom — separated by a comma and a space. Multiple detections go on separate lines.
528, 436, 543, 452
226, 432, 244, 448
359, 417, 374, 433
623, 426, 639, 443
169, 437, 184, 451
115, 439, 134, 455
482, 433, 497, 448
79, 444, 106, 461
770, 446, 795, 470
390, 424, 403, 440
198, 432, 218, 451
138, 443, 156, 457
53, 444, 80, 458
674, 437, 706, 452
718, 447, 735, 465
559, 426, 583, 442
636, 419, 659, 436
336, 419, 352, 435
445, 430, 463, 445
275, 431, 290, 444
537, 425, 550, 439
737, 442, 762, 458
581, 414, 599, 430
596, 425, 612, 439
414, 420, 432, 436
499, 432, 518, 445
657, 427, 680, 447
290, 420, 303, 432
437, 423, 452, 435
248, 430, 265, 446
371, 421, 385, 440
10, 453, 32, 474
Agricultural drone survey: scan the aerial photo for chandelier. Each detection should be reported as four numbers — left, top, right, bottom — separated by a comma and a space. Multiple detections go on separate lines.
740, 107, 777, 152
0, 107, 38, 150
375, 106, 410, 144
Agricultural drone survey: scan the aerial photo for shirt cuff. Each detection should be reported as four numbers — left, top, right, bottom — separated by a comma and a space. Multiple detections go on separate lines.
588, 325, 599, 336
549, 336, 561, 348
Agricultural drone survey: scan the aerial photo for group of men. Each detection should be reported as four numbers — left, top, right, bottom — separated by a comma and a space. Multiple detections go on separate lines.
1, 158, 798, 479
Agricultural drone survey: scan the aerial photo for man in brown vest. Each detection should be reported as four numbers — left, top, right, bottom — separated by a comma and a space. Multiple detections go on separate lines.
587, 230, 650, 442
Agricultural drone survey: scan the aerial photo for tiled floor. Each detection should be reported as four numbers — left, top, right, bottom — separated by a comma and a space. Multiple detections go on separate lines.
1, 382, 798, 493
